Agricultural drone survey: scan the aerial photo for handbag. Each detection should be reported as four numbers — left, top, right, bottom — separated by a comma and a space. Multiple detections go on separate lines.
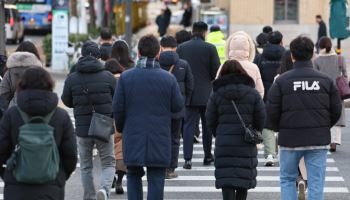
231, 100, 263, 144
336, 56, 350, 100
80, 75, 115, 142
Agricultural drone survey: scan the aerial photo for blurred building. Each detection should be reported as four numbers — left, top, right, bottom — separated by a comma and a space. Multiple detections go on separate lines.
214, 0, 346, 44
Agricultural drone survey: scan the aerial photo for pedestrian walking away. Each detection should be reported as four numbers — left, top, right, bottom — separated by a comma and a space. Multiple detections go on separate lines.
99, 28, 114, 62
113, 34, 183, 200
177, 21, 221, 169
61, 41, 116, 200
105, 58, 127, 195
207, 25, 226, 64
180, 2, 193, 28
159, 36, 194, 179
0, 51, 42, 108
314, 36, 347, 152
111, 40, 135, 69
0, 68, 77, 200
220, 30, 265, 98
254, 31, 285, 166
206, 60, 266, 200
267, 36, 342, 200
316, 15, 327, 51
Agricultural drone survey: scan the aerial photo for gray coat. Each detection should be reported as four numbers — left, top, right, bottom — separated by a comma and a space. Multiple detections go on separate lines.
0, 52, 42, 107
314, 52, 347, 126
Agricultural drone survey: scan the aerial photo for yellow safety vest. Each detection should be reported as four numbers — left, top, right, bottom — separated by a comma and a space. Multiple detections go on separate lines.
207, 31, 226, 64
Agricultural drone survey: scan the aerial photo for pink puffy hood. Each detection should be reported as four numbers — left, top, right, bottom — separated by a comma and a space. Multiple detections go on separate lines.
225, 31, 256, 62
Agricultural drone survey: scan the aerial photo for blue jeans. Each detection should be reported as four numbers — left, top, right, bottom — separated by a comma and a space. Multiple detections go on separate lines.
127, 166, 166, 200
78, 136, 116, 200
280, 149, 328, 200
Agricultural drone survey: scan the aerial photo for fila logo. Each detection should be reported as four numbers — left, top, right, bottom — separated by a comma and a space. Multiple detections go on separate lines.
293, 81, 320, 91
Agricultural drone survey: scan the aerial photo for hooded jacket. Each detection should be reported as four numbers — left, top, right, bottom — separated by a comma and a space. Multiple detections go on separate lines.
0, 52, 42, 107
177, 35, 221, 106
267, 61, 342, 147
206, 74, 266, 189
61, 56, 116, 137
254, 43, 285, 101
0, 89, 77, 200
216, 31, 264, 98
159, 51, 194, 118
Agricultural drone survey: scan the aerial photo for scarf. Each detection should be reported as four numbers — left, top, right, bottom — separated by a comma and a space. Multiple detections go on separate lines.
136, 57, 160, 69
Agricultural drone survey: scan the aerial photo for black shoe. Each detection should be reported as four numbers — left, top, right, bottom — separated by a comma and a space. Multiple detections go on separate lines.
183, 160, 192, 169
115, 183, 124, 194
203, 156, 214, 166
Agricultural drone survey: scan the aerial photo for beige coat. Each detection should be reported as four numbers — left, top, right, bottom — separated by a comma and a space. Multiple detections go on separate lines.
216, 31, 264, 98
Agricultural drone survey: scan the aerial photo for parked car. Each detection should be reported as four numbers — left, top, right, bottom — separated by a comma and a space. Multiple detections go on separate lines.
5, 4, 25, 44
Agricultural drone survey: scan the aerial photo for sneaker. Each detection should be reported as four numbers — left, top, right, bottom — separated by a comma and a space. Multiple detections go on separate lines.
330, 143, 337, 152
166, 169, 179, 179
194, 136, 200, 144
265, 155, 275, 167
297, 179, 306, 200
96, 189, 107, 200
183, 160, 192, 169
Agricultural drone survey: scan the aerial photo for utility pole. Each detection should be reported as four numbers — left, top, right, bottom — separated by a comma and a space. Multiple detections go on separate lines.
125, 0, 132, 47
0, 0, 6, 56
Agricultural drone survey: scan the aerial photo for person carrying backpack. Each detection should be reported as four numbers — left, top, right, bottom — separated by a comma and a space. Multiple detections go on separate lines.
0, 68, 77, 200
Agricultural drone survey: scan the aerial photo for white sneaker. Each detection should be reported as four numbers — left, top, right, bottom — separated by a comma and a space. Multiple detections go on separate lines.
265, 155, 275, 167
96, 189, 107, 200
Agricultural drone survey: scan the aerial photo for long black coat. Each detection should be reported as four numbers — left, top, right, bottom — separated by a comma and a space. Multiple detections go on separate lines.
159, 51, 194, 118
61, 56, 116, 137
177, 36, 220, 106
0, 90, 77, 200
206, 74, 266, 189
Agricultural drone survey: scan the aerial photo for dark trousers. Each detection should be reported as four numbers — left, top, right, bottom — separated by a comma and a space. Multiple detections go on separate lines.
222, 187, 248, 200
170, 118, 183, 169
127, 166, 166, 200
183, 106, 212, 160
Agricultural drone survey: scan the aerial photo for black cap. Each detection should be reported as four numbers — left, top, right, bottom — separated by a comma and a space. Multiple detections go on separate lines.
210, 25, 221, 32
81, 41, 101, 59
268, 31, 283, 45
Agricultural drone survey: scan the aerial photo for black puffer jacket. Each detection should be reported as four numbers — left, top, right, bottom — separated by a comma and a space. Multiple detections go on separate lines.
159, 51, 194, 118
254, 43, 285, 101
206, 74, 266, 189
0, 90, 77, 200
267, 61, 342, 147
61, 56, 116, 137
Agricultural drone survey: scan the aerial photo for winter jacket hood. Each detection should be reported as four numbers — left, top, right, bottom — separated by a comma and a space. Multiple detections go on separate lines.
75, 56, 105, 73
262, 43, 284, 61
159, 51, 179, 67
225, 31, 256, 62
6, 52, 42, 68
17, 89, 58, 116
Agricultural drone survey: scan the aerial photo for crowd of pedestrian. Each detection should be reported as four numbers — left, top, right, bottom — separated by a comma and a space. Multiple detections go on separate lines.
0, 12, 347, 200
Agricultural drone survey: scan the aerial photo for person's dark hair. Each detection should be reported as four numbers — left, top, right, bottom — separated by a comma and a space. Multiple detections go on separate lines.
210, 25, 221, 32
278, 50, 293, 74
160, 36, 177, 48
256, 33, 268, 47
192, 21, 208, 36
175, 30, 192, 45
105, 58, 125, 75
100, 27, 112, 40
316, 15, 322, 19
137, 34, 160, 58
290, 36, 314, 61
18, 67, 54, 91
111, 40, 134, 69
16, 41, 41, 60
268, 31, 283, 45
81, 41, 101, 59
219, 60, 248, 77
318, 36, 332, 53
263, 26, 273, 34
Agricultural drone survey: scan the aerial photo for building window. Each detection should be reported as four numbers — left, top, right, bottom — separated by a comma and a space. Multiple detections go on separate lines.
274, 0, 298, 23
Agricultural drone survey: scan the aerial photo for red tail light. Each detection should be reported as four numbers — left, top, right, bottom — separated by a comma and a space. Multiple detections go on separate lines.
48, 11, 52, 22
9, 17, 14, 26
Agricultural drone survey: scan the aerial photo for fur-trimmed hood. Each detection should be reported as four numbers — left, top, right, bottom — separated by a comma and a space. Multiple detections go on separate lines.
225, 31, 256, 62
6, 52, 42, 68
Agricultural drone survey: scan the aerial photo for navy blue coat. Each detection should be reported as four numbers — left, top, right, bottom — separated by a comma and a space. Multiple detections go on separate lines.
113, 58, 183, 167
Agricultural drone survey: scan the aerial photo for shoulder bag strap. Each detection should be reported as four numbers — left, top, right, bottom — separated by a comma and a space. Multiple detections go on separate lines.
79, 74, 96, 112
16, 107, 29, 123
338, 55, 344, 75
168, 65, 175, 73
231, 100, 247, 129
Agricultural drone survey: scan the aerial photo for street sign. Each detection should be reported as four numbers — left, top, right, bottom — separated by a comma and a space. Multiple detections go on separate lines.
51, 10, 69, 70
